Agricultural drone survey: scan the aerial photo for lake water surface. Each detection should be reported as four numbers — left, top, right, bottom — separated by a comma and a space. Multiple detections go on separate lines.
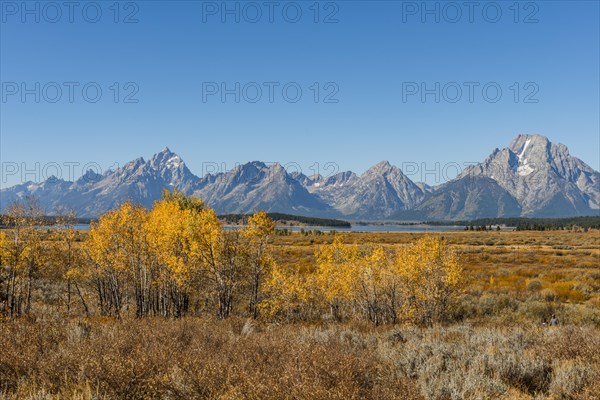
73, 224, 466, 232
273, 225, 466, 232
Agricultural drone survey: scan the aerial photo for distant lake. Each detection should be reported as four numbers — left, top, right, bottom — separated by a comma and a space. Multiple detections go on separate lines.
271, 225, 466, 233
70, 224, 466, 232
73, 224, 92, 230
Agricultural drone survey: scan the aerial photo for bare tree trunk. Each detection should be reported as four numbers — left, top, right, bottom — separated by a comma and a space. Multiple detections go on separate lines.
9, 267, 16, 317
74, 282, 89, 316
25, 274, 32, 315
2, 267, 12, 313
66, 278, 72, 315
330, 301, 341, 322
249, 272, 260, 319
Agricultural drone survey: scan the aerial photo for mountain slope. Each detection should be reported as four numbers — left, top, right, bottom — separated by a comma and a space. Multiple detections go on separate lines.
301, 161, 425, 219
193, 162, 333, 216
459, 134, 599, 217
414, 176, 522, 220
0, 148, 201, 217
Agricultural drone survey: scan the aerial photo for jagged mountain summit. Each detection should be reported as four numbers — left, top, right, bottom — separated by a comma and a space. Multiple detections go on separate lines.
303, 161, 426, 219
415, 134, 599, 220
0, 148, 202, 217
0, 134, 598, 220
293, 171, 358, 204
0, 153, 333, 218
192, 162, 333, 215
457, 134, 599, 217
147, 147, 201, 194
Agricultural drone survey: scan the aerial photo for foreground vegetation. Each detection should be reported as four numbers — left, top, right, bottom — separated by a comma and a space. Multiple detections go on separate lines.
1, 319, 598, 399
0, 192, 599, 399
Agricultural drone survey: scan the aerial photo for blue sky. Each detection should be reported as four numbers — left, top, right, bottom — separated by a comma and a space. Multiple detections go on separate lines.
1, 0, 599, 187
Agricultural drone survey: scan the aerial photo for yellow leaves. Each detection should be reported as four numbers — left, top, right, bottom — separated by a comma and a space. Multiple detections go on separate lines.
82, 195, 464, 324
0, 231, 8, 261
196, 208, 223, 242
396, 236, 456, 280
244, 211, 275, 239
146, 201, 186, 250
146, 196, 220, 287
395, 235, 464, 325
87, 201, 147, 274
361, 245, 388, 283
161, 187, 205, 212
366, 244, 387, 266
86, 194, 229, 291
310, 234, 464, 324
260, 262, 310, 321
314, 238, 394, 320
188, 208, 224, 266
244, 210, 275, 273
84, 194, 226, 316
315, 236, 360, 303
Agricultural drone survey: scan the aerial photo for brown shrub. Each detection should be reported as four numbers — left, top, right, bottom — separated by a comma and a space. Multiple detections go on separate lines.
0, 318, 422, 400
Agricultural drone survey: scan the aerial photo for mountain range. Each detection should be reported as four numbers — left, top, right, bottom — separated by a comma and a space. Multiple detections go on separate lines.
1, 134, 598, 220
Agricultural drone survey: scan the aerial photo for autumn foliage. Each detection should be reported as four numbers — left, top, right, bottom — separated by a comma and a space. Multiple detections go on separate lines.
1, 191, 464, 325
82, 189, 276, 319
263, 235, 463, 326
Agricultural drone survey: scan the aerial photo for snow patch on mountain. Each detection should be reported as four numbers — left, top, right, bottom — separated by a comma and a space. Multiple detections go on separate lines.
517, 159, 535, 176
515, 138, 535, 176
517, 138, 531, 160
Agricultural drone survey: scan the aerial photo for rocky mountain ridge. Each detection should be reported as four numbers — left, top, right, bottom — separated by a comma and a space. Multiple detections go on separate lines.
1, 135, 598, 220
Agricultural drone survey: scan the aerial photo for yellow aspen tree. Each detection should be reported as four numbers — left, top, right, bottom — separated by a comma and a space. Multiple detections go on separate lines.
0, 231, 7, 264
243, 211, 275, 319
259, 262, 313, 322
162, 187, 205, 212
0, 231, 9, 318
395, 235, 463, 326
50, 209, 88, 316
1, 198, 45, 317
21, 197, 45, 316
355, 245, 391, 325
86, 207, 121, 316
2, 202, 28, 317
86, 202, 148, 318
146, 197, 200, 317
314, 236, 360, 321
189, 207, 244, 319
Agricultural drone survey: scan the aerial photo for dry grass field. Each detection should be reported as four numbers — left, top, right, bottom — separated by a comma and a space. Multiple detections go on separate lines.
1, 230, 599, 399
